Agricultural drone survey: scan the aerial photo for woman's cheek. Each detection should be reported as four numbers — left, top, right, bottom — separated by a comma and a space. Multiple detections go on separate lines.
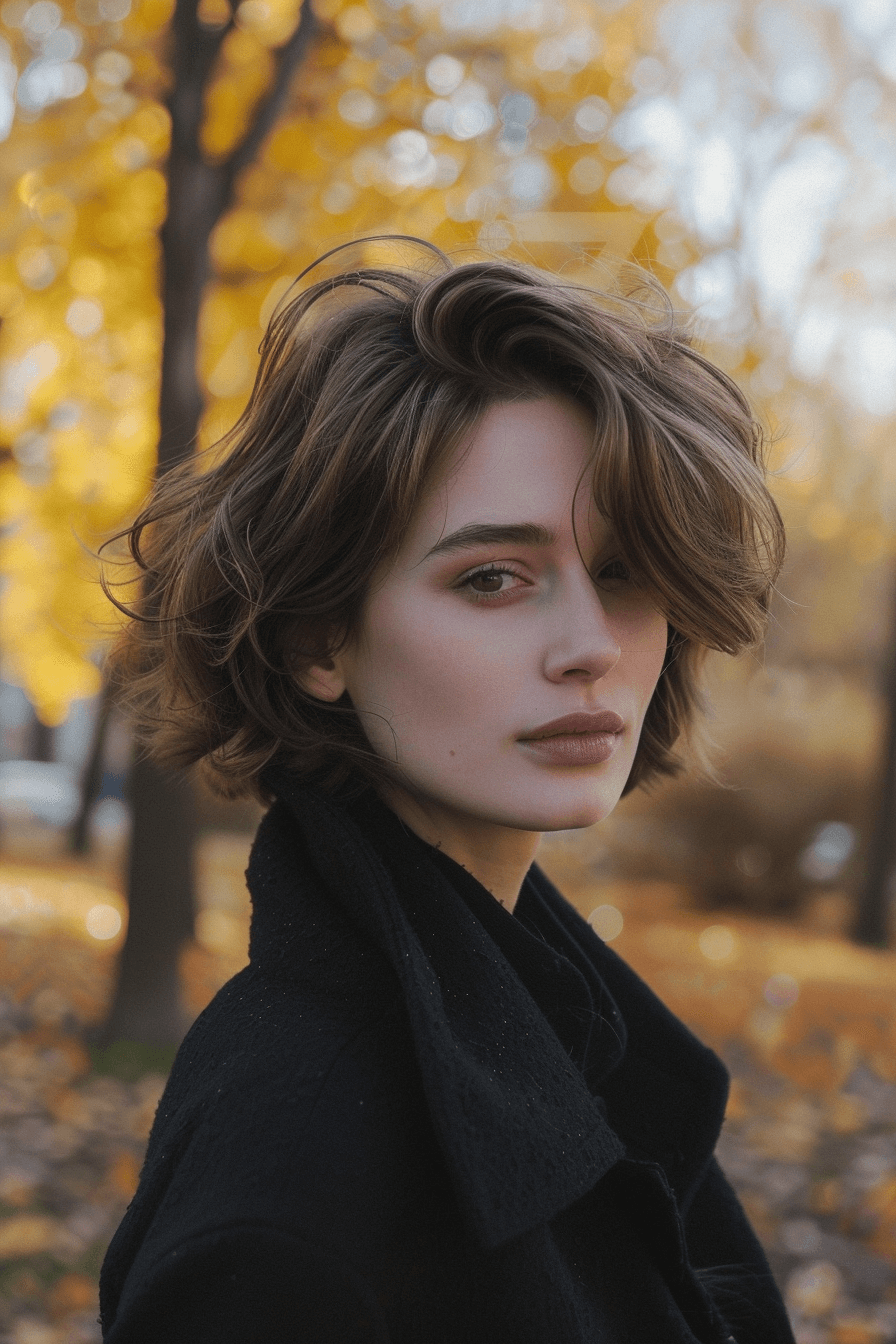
360, 602, 470, 714
616, 609, 669, 680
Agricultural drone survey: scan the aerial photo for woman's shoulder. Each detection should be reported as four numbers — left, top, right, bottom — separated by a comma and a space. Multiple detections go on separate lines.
102, 972, 439, 1327
151, 960, 406, 1140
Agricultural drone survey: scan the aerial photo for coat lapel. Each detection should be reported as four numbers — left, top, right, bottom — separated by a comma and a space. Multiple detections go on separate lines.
524, 865, 731, 1214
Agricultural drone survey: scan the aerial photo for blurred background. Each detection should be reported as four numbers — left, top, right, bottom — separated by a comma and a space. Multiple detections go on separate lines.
2, 0, 896, 1339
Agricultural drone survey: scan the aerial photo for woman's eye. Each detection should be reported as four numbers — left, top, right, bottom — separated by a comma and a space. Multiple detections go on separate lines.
461, 566, 522, 598
597, 558, 632, 583
456, 559, 630, 601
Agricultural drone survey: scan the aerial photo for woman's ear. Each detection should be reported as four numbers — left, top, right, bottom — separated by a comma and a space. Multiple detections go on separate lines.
296, 657, 347, 703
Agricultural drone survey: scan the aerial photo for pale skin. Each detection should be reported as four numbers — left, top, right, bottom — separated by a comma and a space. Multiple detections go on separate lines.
301, 396, 670, 914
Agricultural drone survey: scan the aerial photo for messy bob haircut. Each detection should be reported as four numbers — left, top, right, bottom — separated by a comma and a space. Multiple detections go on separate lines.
102, 234, 785, 805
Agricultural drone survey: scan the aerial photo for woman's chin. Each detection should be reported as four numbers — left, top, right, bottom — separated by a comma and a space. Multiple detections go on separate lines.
392, 772, 623, 835
541, 808, 613, 833
507, 793, 619, 834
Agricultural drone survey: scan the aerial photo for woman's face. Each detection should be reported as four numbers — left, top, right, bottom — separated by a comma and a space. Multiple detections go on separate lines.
319, 396, 670, 835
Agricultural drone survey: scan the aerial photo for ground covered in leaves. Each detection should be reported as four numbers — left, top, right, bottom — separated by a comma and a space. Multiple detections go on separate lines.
0, 840, 895, 1343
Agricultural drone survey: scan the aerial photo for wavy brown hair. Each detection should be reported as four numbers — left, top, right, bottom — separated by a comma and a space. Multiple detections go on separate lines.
101, 234, 785, 804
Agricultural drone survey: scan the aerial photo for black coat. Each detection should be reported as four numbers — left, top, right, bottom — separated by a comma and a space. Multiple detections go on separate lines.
99, 776, 795, 1344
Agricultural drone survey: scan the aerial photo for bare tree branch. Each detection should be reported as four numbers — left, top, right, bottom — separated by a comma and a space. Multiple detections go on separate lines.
167, 0, 238, 160
222, 0, 319, 196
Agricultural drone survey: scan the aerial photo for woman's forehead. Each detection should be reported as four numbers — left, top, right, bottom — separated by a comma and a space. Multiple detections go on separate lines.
408, 397, 602, 555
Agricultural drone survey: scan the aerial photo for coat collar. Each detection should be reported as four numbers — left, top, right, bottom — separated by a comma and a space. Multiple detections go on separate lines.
249, 774, 726, 1250
521, 863, 730, 1212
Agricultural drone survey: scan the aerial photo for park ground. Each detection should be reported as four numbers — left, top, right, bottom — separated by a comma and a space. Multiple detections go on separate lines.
0, 833, 895, 1344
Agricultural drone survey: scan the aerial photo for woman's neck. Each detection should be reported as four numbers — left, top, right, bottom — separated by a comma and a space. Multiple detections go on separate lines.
376, 783, 542, 914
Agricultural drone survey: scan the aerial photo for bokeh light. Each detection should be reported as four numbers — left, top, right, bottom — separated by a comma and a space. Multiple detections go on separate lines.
85, 902, 122, 939
764, 972, 800, 1009
698, 924, 739, 963
588, 903, 624, 942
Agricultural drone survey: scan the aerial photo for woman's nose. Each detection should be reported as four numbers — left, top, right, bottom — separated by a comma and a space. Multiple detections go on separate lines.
541, 575, 621, 683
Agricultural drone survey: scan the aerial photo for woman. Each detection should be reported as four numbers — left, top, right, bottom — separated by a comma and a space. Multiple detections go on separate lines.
98, 236, 793, 1343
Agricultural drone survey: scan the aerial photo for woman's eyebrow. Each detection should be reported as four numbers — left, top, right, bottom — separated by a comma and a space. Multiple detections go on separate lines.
423, 522, 557, 561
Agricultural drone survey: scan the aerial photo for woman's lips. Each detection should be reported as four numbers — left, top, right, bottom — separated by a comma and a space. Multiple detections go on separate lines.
518, 731, 620, 766
521, 710, 624, 739
517, 709, 625, 766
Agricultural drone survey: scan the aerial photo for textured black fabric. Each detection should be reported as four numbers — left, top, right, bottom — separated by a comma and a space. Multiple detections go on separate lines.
99, 775, 795, 1343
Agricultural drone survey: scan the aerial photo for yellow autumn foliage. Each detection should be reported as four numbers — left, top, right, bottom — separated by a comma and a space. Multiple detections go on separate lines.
0, 0, 659, 725
0, 1212, 61, 1258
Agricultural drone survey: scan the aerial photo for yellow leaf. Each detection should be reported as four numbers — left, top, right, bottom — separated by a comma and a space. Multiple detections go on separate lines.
0, 1214, 60, 1258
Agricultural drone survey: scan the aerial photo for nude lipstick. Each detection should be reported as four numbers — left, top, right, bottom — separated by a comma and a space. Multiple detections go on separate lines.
517, 710, 624, 767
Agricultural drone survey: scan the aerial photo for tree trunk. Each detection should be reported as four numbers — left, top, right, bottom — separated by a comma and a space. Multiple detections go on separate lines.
70, 679, 113, 856
29, 712, 54, 763
852, 572, 896, 947
92, 755, 198, 1046
98, 0, 318, 1048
